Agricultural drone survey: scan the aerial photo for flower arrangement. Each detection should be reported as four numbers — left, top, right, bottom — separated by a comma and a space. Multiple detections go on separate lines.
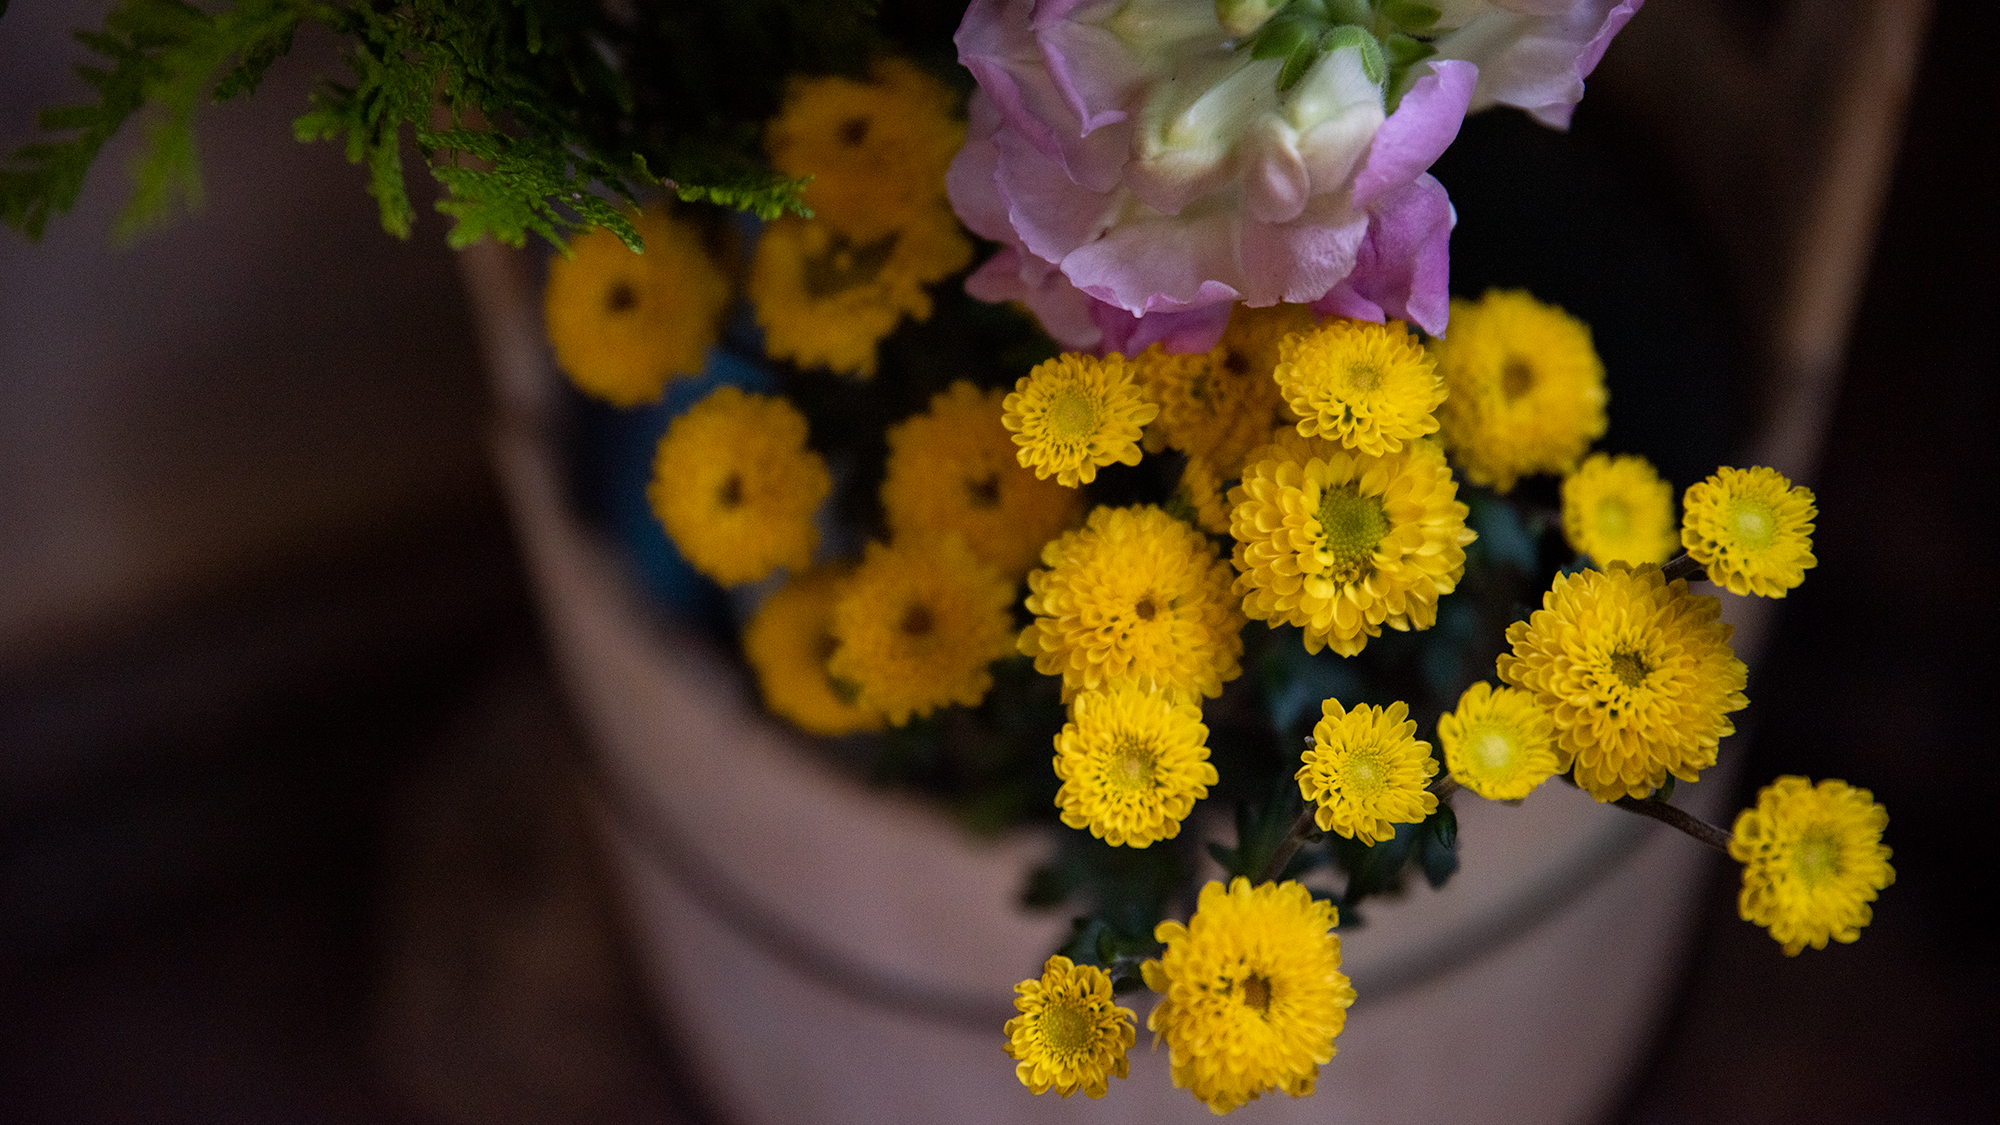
4, 0, 1896, 1114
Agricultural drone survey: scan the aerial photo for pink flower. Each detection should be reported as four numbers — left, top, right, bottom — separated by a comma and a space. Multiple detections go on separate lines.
947, 0, 1641, 351
950, 0, 1474, 347
1429, 0, 1645, 128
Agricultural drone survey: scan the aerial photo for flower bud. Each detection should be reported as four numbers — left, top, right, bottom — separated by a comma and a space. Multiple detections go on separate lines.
1215, 0, 1286, 38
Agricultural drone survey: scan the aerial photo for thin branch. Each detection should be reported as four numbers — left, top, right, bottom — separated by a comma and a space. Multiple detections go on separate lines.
1254, 804, 1322, 885
1661, 552, 1708, 584
1610, 795, 1735, 854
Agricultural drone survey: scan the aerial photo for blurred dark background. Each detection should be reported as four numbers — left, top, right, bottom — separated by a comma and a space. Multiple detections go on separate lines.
2, 0, 1994, 1122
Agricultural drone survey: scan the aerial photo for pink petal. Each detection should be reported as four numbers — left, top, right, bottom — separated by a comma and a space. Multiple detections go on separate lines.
1351, 60, 1478, 210
968, 247, 1105, 351
1090, 299, 1233, 356
1312, 174, 1455, 336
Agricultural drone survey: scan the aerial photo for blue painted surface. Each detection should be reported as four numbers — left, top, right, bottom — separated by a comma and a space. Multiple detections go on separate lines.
564, 341, 777, 630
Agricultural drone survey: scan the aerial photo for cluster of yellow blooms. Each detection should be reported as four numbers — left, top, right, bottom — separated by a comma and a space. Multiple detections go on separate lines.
992, 294, 1885, 1108
542, 58, 972, 403
536, 57, 1890, 1114
1007, 879, 1352, 1113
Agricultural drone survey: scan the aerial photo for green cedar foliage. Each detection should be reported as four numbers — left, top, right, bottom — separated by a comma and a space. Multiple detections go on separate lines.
3, 0, 879, 249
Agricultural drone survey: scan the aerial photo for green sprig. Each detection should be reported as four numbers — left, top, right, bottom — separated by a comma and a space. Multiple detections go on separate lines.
5, 0, 872, 247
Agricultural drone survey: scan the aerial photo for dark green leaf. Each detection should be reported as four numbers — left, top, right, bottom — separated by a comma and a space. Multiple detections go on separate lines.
1383, 32, 1437, 68
1276, 36, 1321, 93
1430, 801, 1458, 848
1315, 24, 1382, 88
1250, 15, 1315, 62
1382, 0, 1442, 32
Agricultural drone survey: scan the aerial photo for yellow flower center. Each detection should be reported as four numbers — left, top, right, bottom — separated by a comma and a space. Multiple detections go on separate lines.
1239, 973, 1273, 1014
1316, 485, 1389, 580
900, 603, 935, 637
1342, 744, 1388, 795
716, 471, 744, 508
1345, 360, 1382, 392
1039, 1001, 1093, 1054
605, 279, 638, 314
1468, 725, 1522, 776
1134, 595, 1158, 621
1049, 389, 1100, 441
1109, 735, 1158, 791
1609, 649, 1652, 689
964, 472, 1002, 509
1594, 496, 1632, 541
1792, 828, 1843, 888
803, 231, 899, 298
1501, 356, 1535, 399
1726, 496, 1779, 549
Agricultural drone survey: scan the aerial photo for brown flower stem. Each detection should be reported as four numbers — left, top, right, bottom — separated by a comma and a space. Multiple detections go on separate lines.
1610, 795, 1735, 854
1661, 552, 1709, 584
1255, 805, 1322, 884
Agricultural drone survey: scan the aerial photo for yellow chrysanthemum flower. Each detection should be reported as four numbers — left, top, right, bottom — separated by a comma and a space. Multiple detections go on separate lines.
1054, 684, 1217, 848
1020, 505, 1244, 702
1297, 699, 1438, 844
1229, 433, 1476, 657
1178, 454, 1233, 536
826, 535, 1016, 725
880, 381, 1084, 580
543, 206, 731, 406
1497, 565, 1749, 801
648, 387, 829, 586
1682, 465, 1818, 597
1729, 776, 1895, 956
1561, 452, 1679, 567
1132, 306, 1304, 473
741, 567, 884, 737
1431, 289, 1607, 493
1221, 302, 1321, 391
1004, 955, 1136, 1098
1275, 318, 1444, 455
765, 58, 964, 241
749, 209, 971, 378
1436, 681, 1561, 801
1141, 879, 1354, 1115
1001, 354, 1159, 488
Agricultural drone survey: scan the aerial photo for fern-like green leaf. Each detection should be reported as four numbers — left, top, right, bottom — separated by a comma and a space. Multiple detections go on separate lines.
7, 0, 880, 247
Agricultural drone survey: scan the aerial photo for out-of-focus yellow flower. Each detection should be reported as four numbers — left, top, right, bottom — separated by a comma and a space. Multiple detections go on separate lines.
826, 535, 1015, 725
741, 567, 884, 737
880, 381, 1083, 580
1730, 776, 1894, 955
1431, 289, 1606, 492
765, 58, 965, 241
749, 209, 970, 378
543, 206, 730, 405
1561, 452, 1679, 567
648, 386, 828, 586
1437, 681, 1561, 801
